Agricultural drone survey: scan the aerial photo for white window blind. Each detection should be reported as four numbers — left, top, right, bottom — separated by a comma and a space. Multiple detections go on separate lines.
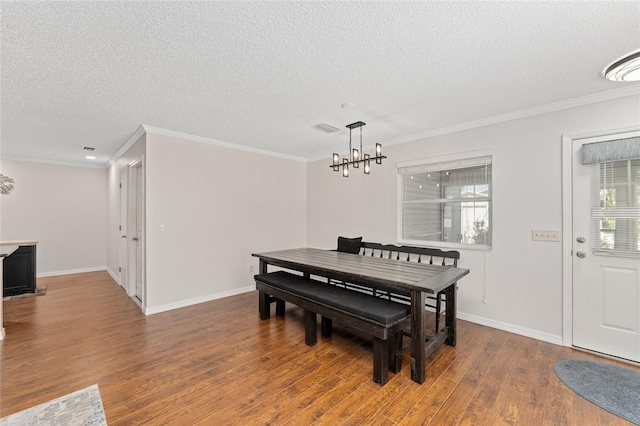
591, 159, 640, 256
398, 155, 492, 249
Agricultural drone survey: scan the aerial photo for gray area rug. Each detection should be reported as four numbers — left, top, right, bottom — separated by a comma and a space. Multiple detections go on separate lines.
555, 359, 640, 424
0, 384, 107, 426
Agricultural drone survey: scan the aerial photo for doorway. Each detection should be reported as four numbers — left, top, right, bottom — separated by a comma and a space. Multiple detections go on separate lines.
563, 129, 640, 362
124, 158, 144, 306
119, 168, 128, 289
134, 163, 143, 301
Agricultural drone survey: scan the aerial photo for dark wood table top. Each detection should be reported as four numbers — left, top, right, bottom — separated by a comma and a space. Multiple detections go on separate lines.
252, 248, 469, 294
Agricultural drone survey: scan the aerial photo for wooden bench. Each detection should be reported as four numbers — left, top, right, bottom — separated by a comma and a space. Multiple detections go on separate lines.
334, 242, 460, 333
255, 270, 411, 385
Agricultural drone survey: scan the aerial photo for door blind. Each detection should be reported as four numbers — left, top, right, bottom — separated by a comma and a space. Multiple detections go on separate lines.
591, 159, 640, 256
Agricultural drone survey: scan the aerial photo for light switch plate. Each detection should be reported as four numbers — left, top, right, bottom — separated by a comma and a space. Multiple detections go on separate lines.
532, 229, 559, 242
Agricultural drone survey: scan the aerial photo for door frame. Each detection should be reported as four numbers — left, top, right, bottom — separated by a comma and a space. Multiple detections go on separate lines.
561, 125, 640, 347
127, 157, 145, 308
119, 166, 128, 289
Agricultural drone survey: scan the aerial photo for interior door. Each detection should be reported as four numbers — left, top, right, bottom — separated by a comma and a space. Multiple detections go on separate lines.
572, 131, 640, 362
119, 168, 128, 288
135, 165, 143, 301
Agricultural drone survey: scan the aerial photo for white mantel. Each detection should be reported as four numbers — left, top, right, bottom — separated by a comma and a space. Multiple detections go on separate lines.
0, 240, 37, 247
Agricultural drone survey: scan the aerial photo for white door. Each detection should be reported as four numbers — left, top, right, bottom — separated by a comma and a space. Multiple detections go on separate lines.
572, 131, 640, 362
135, 165, 143, 301
119, 168, 128, 289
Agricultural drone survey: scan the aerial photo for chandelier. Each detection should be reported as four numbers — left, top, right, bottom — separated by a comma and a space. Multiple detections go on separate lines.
330, 121, 386, 177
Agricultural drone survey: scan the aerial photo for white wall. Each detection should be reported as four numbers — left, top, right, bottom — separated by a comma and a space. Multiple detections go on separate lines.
0, 160, 107, 275
306, 94, 640, 344
142, 132, 307, 312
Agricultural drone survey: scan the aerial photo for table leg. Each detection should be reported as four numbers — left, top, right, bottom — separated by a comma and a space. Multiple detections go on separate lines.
445, 283, 457, 346
410, 289, 426, 384
259, 259, 267, 274
389, 332, 403, 374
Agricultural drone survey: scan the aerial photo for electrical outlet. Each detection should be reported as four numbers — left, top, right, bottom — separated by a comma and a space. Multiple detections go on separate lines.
249, 264, 254, 273
532, 229, 560, 242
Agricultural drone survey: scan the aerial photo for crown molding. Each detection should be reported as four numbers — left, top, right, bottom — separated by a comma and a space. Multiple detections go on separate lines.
0, 155, 105, 169
105, 124, 147, 168
382, 85, 640, 148
8, 85, 640, 169
308, 85, 640, 162
142, 125, 307, 163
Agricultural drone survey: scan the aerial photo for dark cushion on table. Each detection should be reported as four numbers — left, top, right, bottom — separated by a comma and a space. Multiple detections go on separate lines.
255, 271, 410, 325
337, 236, 362, 254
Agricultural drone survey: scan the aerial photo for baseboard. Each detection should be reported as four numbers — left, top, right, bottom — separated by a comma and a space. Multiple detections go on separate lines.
458, 311, 563, 346
37, 266, 107, 278
30, 268, 565, 346
105, 267, 120, 285
144, 285, 256, 315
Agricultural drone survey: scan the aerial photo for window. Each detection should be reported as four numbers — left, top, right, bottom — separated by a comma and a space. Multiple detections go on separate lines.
592, 159, 640, 256
398, 154, 492, 249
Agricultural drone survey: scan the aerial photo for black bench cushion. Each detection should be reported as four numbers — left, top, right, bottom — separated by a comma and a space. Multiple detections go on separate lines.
255, 271, 410, 325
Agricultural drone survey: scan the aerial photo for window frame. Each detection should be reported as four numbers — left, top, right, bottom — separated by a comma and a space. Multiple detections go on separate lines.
396, 149, 493, 251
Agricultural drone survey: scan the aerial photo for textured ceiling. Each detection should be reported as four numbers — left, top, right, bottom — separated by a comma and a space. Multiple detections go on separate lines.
1, 1, 639, 167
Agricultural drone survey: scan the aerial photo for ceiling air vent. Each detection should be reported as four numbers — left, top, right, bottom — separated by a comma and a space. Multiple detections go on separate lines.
83, 146, 96, 151
312, 123, 341, 133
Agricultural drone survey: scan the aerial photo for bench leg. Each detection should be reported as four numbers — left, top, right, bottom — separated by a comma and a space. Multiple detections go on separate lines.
435, 291, 442, 332
275, 299, 285, 316
321, 317, 332, 338
304, 310, 317, 346
259, 291, 270, 320
389, 332, 403, 374
372, 337, 390, 385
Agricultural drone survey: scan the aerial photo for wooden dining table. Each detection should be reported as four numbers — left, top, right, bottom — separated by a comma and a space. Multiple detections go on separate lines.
252, 247, 470, 384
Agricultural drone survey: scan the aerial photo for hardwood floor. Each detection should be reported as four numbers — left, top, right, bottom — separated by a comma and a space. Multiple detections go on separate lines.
0, 271, 635, 425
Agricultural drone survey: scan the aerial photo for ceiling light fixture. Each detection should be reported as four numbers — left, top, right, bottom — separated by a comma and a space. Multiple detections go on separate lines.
603, 50, 640, 82
330, 121, 386, 177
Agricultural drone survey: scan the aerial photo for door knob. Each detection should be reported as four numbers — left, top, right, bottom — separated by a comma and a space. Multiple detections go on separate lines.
132, 237, 139, 241
576, 251, 586, 258
576, 236, 586, 243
